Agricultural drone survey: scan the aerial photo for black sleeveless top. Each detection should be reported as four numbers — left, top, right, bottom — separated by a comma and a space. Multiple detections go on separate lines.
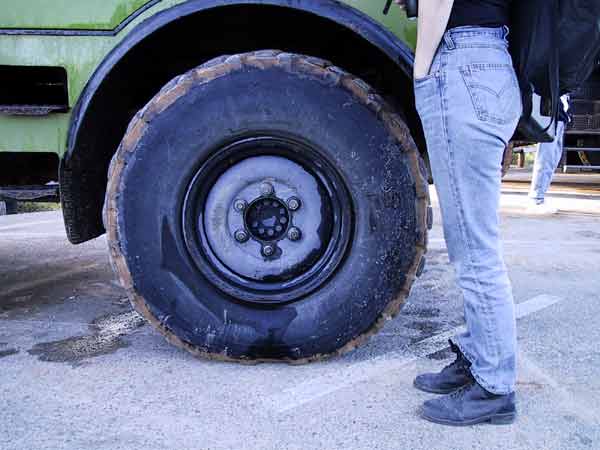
447, 0, 512, 30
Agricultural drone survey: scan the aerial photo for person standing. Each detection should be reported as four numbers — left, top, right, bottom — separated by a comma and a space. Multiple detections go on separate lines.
527, 95, 570, 214
397, 0, 521, 425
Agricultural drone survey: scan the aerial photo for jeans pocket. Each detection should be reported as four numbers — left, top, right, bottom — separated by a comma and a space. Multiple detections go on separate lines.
460, 63, 521, 125
414, 72, 437, 87
413, 73, 437, 114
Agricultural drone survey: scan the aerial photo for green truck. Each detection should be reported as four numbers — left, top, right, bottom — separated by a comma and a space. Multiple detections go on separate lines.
0, 0, 489, 361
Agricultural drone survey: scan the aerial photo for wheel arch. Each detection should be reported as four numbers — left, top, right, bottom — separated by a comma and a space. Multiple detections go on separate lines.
61, 0, 423, 244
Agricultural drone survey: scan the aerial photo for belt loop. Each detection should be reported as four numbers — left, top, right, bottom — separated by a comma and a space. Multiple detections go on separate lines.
443, 31, 455, 50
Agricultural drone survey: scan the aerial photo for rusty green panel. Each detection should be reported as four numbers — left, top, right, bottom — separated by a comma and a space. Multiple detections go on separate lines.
0, 0, 415, 156
0, 0, 153, 30
0, 0, 166, 156
0, 33, 118, 154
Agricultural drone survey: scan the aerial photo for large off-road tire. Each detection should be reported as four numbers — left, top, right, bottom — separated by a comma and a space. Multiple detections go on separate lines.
104, 51, 429, 362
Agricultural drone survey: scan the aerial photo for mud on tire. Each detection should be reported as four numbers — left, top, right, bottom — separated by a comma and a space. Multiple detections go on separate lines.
104, 50, 429, 362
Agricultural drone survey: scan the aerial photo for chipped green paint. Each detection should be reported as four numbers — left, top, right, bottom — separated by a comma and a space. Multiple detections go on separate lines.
0, 0, 416, 156
0, 0, 153, 30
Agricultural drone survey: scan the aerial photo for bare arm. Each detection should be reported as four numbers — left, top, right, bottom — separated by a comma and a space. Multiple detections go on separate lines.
414, 0, 454, 78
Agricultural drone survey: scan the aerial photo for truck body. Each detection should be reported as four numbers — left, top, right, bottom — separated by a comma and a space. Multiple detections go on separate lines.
0, 0, 415, 156
1, 0, 420, 240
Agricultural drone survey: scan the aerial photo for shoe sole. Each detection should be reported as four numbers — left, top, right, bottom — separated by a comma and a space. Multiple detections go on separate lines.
421, 410, 517, 426
413, 379, 466, 395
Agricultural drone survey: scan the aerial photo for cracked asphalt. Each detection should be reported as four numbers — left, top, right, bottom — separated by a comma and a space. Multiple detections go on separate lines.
1, 181, 600, 450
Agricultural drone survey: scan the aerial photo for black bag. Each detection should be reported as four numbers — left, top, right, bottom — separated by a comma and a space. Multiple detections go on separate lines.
558, 0, 600, 94
510, 0, 600, 142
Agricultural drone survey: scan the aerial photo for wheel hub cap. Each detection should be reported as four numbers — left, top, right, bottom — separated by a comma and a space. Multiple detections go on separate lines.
202, 155, 327, 280
182, 136, 352, 304
244, 196, 291, 242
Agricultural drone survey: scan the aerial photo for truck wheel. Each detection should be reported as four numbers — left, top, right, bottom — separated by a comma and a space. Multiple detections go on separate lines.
104, 51, 429, 362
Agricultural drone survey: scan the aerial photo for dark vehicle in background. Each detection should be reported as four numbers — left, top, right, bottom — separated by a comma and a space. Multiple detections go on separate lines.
564, 61, 600, 171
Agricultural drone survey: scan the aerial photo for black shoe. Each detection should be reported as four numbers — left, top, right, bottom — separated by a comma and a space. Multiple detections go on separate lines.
414, 341, 473, 394
421, 381, 517, 426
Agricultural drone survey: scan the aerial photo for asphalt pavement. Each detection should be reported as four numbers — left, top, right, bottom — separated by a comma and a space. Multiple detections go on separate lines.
1, 181, 600, 450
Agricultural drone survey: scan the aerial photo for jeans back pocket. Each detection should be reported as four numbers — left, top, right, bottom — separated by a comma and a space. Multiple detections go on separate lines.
460, 63, 521, 125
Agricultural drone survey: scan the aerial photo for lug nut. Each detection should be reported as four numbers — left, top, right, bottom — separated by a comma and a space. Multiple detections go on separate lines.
233, 199, 247, 213
288, 227, 302, 241
234, 229, 249, 243
260, 182, 275, 196
262, 244, 276, 257
287, 197, 301, 211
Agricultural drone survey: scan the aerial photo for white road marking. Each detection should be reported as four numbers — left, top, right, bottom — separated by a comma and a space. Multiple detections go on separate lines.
514, 294, 561, 318
0, 220, 58, 232
265, 355, 420, 415
519, 353, 600, 425
266, 294, 562, 413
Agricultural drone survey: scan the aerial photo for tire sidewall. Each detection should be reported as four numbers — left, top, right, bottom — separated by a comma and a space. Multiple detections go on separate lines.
115, 62, 422, 360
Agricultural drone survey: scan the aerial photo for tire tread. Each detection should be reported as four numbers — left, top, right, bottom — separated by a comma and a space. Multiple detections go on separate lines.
103, 50, 429, 363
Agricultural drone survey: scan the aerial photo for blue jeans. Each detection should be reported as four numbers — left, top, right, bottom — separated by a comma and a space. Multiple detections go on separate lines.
529, 121, 565, 202
414, 26, 522, 394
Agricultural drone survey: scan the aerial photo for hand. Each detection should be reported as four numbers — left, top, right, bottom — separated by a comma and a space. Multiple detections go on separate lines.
413, 56, 431, 80
413, 68, 430, 79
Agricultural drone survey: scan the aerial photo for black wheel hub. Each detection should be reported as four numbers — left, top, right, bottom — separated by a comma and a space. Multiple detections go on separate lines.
245, 196, 290, 242
182, 135, 353, 304
232, 185, 304, 259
